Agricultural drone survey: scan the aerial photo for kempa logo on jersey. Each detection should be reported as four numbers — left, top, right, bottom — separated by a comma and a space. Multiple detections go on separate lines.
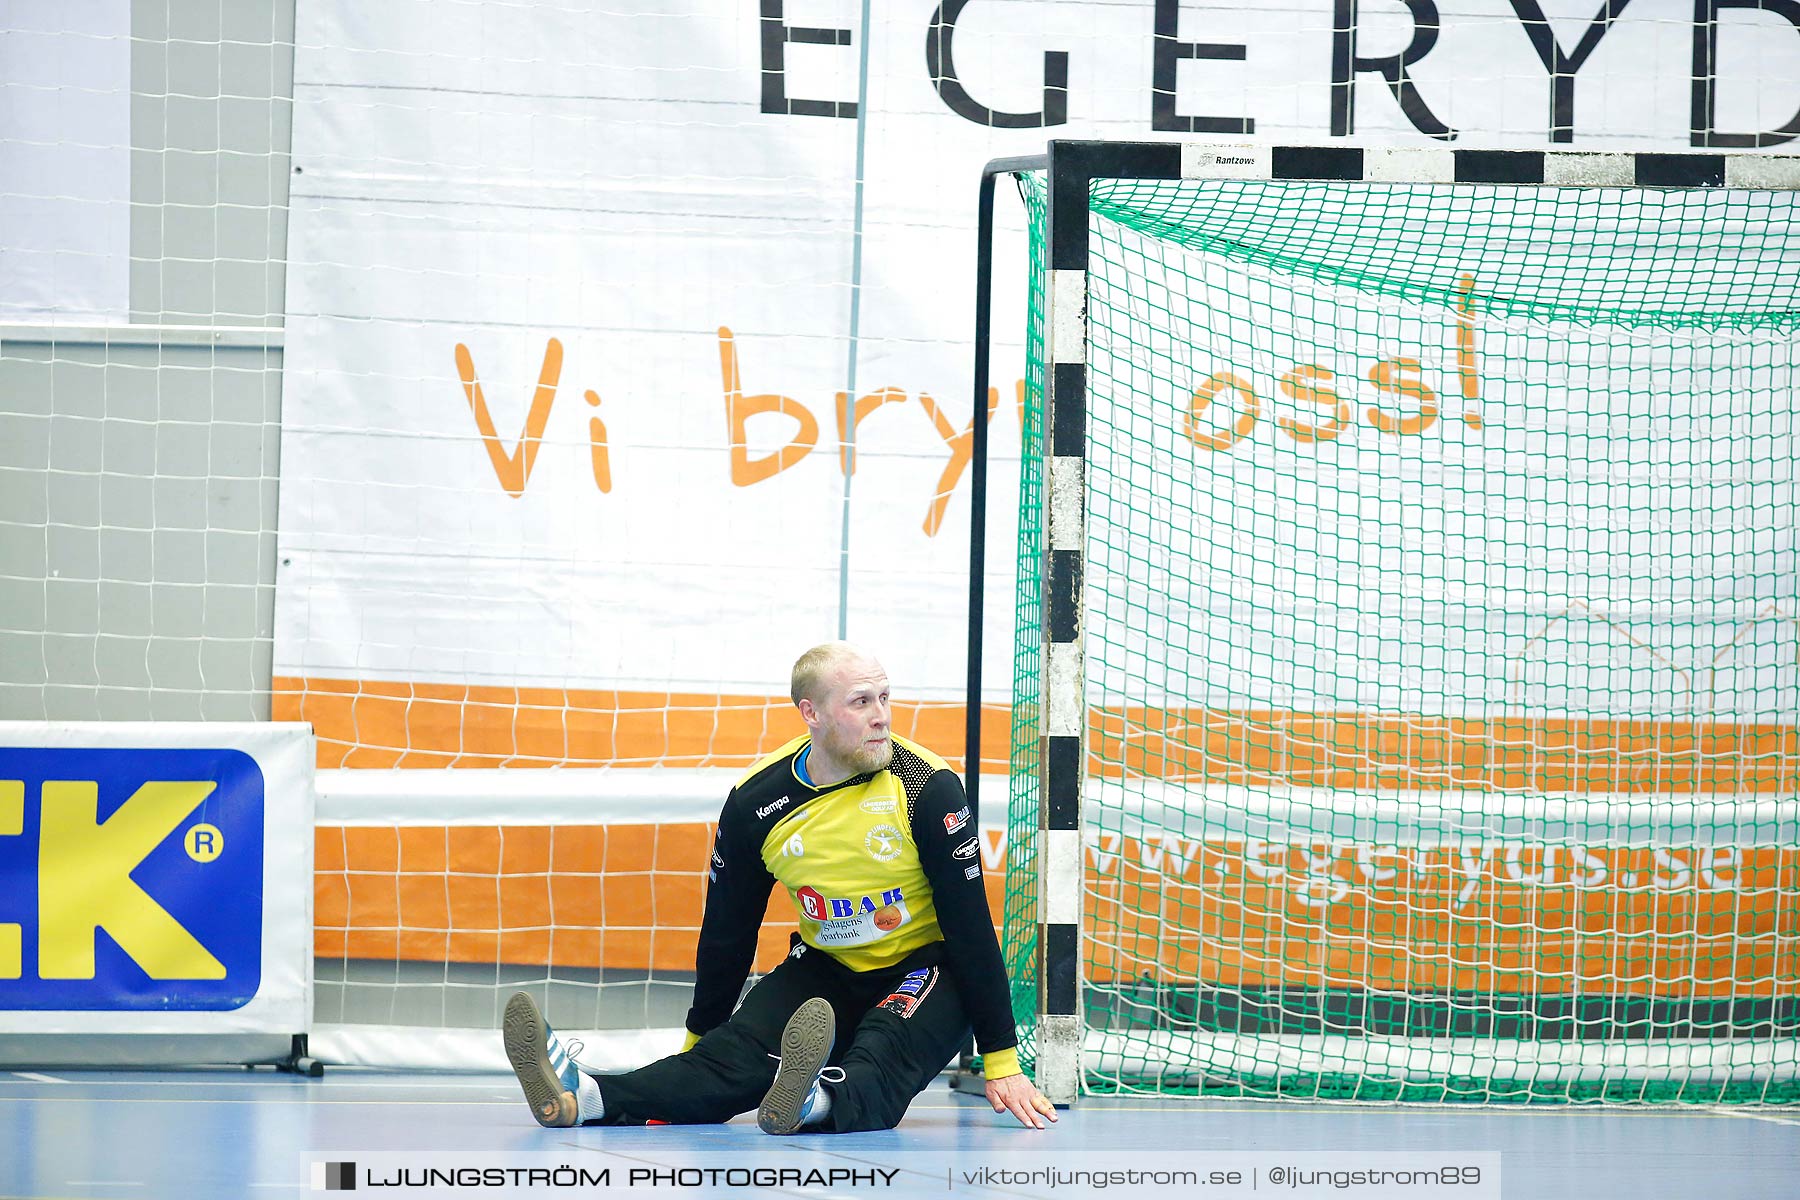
0, 747, 265, 1010
755, 795, 795, 820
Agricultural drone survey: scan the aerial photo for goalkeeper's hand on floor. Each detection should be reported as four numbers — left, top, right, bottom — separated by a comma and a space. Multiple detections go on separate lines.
984, 1069, 1057, 1130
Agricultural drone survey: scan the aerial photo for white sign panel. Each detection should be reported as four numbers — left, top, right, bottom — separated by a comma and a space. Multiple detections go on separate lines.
0, 723, 314, 1035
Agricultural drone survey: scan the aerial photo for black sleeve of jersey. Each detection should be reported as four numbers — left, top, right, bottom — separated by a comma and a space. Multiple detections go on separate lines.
911, 771, 1018, 1057
685, 789, 776, 1037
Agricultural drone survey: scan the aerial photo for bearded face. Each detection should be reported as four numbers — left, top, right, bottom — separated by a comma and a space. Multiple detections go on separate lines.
802, 655, 892, 782
825, 720, 892, 776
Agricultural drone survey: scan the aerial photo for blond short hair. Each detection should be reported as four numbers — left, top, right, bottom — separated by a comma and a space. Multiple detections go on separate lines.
790, 642, 859, 707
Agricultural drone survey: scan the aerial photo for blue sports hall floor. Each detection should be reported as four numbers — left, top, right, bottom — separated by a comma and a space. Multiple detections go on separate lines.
2, 1068, 1796, 1199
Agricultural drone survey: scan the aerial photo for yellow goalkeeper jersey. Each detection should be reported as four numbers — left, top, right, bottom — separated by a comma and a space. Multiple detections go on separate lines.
686, 731, 1016, 1058
760, 733, 944, 968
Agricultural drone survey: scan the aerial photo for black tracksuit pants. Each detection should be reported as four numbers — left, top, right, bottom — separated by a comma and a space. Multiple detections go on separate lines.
588, 935, 969, 1132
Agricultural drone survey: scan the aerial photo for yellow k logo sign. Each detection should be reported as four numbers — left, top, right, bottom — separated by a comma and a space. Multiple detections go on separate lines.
36, 781, 226, 980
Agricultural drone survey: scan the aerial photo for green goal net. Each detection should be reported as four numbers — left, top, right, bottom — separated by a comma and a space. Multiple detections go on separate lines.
1004, 160, 1800, 1104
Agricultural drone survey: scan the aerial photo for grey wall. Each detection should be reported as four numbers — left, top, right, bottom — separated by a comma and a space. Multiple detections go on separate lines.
0, 0, 294, 721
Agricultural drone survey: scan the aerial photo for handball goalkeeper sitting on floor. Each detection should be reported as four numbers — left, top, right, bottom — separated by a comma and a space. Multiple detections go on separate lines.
503, 641, 1056, 1134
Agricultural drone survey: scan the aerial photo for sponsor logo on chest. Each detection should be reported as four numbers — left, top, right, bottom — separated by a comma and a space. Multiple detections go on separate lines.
797, 885, 905, 922
795, 885, 911, 947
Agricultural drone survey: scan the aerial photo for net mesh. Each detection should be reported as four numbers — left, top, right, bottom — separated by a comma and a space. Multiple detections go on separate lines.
1008, 170, 1800, 1103
1003, 177, 1051, 1061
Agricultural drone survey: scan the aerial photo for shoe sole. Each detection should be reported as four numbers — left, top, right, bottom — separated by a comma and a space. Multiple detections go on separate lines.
758, 997, 835, 1135
504, 991, 578, 1128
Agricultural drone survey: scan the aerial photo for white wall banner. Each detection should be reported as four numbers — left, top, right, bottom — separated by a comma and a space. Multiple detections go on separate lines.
275, 1, 1800, 754
0, 723, 313, 1035
0, 1, 131, 324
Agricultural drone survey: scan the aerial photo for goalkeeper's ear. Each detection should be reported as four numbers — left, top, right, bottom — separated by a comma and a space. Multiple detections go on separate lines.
680, 1029, 702, 1053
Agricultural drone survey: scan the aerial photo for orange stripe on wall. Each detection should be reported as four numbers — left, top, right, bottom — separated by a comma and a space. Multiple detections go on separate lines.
277, 676, 1800, 790
275, 676, 1011, 772
1084, 840, 1800, 999
313, 822, 1008, 974
314, 824, 1798, 998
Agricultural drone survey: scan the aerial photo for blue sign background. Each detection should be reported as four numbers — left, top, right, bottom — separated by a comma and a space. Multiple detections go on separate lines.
0, 747, 264, 1010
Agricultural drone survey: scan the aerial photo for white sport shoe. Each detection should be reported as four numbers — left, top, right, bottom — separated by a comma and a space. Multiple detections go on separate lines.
758, 997, 841, 1135
504, 991, 585, 1128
